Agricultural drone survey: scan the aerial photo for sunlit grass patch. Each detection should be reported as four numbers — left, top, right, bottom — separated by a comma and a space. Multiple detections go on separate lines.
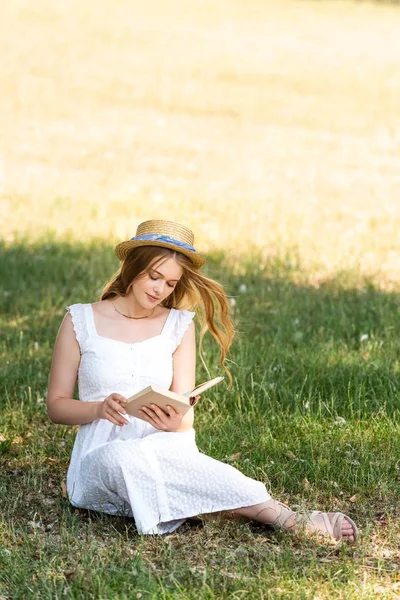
1, 0, 400, 283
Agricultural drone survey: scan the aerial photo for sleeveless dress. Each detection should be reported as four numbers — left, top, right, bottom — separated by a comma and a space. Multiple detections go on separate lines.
66, 303, 271, 535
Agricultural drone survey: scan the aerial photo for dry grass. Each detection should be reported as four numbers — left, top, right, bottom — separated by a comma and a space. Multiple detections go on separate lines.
1, 0, 400, 282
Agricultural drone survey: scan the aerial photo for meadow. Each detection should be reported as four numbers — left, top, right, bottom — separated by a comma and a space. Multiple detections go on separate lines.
1, 0, 400, 598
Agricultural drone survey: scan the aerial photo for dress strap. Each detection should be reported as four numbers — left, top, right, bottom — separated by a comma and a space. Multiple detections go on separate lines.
84, 304, 99, 337
160, 308, 176, 338
170, 309, 195, 352
66, 303, 90, 354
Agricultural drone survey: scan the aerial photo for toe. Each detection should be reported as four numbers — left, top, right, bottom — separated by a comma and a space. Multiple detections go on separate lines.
328, 513, 357, 542
342, 518, 356, 541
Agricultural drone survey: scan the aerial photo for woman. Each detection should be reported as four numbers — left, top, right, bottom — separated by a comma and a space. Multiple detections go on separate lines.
47, 219, 358, 540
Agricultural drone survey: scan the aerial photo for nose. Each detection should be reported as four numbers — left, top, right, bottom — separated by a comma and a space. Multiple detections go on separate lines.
153, 280, 165, 295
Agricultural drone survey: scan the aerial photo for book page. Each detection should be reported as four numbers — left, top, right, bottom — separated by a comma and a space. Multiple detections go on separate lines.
190, 376, 224, 397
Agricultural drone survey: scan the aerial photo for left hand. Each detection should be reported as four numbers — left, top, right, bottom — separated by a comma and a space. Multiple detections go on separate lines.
139, 404, 184, 432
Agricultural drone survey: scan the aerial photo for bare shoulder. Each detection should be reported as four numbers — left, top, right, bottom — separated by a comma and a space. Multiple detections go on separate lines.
56, 311, 80, 350
59, 310, 74, 333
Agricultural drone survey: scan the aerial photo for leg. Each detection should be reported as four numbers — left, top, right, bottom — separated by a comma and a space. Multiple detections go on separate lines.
226, 499, 358, 542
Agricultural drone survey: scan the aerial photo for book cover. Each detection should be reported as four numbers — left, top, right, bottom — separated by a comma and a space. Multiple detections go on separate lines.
124, 376, 224, 421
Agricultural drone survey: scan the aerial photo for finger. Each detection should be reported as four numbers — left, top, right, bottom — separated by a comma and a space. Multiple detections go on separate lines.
117, 411, 130, 425
141, 406, 165, 424
140, 405, 157, 418
111, 393, 127, 405
106, 414, 124, 426
110, 399, 127, 414
137, 409, 150, 423
110, 414, 128, 426
106, 408, 128, 426
149, 404, 170, 419
138, 409, 165, 430
165, 405, 178, 417
141, 406, 168, 428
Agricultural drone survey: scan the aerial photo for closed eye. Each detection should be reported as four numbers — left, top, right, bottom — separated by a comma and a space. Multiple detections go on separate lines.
149, 274, 174, 288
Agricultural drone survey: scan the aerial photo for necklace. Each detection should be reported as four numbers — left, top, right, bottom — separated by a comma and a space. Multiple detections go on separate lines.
112, 301, 155, 320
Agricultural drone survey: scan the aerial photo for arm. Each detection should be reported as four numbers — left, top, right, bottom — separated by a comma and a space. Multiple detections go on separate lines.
139, 320, 196, 432
170, 320, 196, 431
170, 320, 196, 395
47, 313, 128, 426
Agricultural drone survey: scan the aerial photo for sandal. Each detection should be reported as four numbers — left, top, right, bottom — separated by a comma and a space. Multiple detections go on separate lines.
274, 503, 358, 542
306, 511, 359, 542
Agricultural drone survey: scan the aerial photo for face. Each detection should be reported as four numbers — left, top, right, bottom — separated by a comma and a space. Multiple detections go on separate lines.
129, 256, 183, 309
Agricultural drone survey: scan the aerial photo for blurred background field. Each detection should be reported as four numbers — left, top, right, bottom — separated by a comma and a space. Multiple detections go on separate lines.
1, 1, 400, 598
1, 0, 400, 282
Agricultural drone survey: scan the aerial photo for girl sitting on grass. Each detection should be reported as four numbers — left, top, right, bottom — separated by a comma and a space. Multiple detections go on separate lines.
47, 219, 358, 541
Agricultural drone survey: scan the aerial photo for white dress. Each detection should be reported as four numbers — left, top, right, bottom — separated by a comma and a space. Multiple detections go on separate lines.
66, 303, 271, 535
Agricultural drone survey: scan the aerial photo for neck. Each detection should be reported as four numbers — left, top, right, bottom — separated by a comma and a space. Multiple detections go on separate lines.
113, 297, 154, 319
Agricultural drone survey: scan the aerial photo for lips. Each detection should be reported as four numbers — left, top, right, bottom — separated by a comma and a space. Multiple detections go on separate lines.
146, 293, 159, 302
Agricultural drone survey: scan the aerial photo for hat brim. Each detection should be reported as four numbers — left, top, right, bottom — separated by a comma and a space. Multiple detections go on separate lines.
115, 240, 206, 267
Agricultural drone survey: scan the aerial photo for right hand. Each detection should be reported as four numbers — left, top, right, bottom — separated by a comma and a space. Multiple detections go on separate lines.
97, 393, 129, 426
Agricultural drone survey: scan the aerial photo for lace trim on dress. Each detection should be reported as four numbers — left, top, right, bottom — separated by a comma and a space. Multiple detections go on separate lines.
66, 304, 87, 354
172, 310, 195, 352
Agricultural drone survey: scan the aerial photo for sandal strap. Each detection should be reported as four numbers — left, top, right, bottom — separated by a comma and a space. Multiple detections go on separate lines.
309, 511, 334, 537
294, 511, 334, 536
330, 512, 344, 538
329, 512, 359, 541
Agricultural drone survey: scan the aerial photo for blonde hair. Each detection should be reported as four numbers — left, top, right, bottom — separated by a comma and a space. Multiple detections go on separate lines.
101, 246, 235, 383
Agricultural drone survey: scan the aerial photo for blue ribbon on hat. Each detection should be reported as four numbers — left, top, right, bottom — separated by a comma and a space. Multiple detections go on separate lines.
131, 233, 196, 253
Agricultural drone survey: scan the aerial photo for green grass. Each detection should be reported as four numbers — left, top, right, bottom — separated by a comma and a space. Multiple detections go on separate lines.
2, 0, 400, 595
1, 240, 400, 599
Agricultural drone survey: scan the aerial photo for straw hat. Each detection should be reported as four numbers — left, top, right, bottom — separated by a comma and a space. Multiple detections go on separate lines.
115, 220, 206, 267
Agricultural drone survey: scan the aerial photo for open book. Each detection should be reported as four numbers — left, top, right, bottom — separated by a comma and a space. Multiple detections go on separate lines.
124, 376, 224, 421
